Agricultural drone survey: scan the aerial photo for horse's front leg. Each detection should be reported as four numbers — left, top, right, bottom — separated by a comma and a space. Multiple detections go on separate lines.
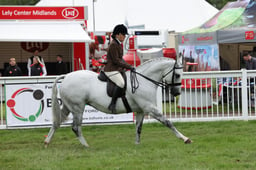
148, 107, 192, 144
135, 113, 144, 144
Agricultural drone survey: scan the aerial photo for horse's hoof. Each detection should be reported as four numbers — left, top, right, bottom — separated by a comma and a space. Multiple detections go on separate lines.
83, 142, 90, 148
184, 138, 192, 144
44, 141, 49, 148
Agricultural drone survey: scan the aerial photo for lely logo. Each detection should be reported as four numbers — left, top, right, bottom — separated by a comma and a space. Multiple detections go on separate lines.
62, 8, 79, 19
7, 88, 44, 122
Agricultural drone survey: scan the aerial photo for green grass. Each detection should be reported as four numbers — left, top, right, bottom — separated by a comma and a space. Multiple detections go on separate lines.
1, 121, 256, 170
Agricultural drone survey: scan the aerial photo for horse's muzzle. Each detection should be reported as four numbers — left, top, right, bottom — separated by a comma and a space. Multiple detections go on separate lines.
170, 87, 181, 97
172, 92, 181, 97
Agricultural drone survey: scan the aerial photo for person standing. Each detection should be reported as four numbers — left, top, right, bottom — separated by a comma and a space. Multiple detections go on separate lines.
243, 52, 256, 106
104, 24, 134, 113
4, 58, 22, 76
56, 55, 68, 75
243, 52, 256, 70
29, 56, 47, 76
27, 49, 45, 76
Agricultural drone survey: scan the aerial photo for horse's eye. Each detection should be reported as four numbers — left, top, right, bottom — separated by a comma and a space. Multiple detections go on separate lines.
176, 74, 180, 79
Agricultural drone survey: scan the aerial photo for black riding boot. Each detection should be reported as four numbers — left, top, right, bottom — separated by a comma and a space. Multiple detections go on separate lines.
108, 86, 122, 114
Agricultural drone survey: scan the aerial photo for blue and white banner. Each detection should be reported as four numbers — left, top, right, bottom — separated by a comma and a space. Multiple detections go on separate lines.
5, 83, 134, 127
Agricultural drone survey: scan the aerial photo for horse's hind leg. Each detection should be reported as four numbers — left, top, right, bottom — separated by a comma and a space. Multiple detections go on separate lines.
148, 107, 192, 144
72, 110, 89, 148
44, 104, 70, 147
44, 126, 57, 148
44, 118, 61, 147
135, 113, 144, 144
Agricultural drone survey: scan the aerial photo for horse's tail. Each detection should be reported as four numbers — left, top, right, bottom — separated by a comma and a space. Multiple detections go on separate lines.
52, 75, 66, 126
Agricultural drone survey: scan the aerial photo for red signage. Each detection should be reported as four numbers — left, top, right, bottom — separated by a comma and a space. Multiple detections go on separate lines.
245, 31, 255, 40
196, 36, 213, 41
20, 42, 49, 53
181, 36, 189, 44
0, 6, 87, 20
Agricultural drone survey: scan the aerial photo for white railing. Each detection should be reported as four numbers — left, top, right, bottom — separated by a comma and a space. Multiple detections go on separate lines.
154, 69, 256, 122
1, 69, 256, 129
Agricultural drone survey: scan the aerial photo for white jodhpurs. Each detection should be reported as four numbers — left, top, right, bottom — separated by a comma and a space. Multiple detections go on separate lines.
105, 71, 125, 88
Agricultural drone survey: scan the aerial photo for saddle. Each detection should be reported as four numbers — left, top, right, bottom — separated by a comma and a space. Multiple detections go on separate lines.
98, 71, 132, 113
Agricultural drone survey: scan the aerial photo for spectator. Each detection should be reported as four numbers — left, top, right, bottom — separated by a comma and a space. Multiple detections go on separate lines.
89, 42, 98, 59
243, 52, 256, 105
27, 49, 45, 76
29, 56, 47, 76
56, 55, 68, 75
219, 56, 231, 84
4, 58, 22, 76
243, 52, 256, 70
219, 56, 230, 71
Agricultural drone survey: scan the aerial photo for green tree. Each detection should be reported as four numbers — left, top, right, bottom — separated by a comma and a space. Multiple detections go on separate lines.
0, 0, 39, 5
206, 0, 230, 10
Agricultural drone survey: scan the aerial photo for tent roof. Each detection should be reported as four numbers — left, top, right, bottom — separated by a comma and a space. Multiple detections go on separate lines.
36, 0, 218, 32
179, 0, 256, 44
124, 0, 218, 32
184, 0, 250, 34
0, 21, 93, 42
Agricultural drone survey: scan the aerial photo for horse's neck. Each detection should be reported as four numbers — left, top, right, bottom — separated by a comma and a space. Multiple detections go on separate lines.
136, 62, 167, 82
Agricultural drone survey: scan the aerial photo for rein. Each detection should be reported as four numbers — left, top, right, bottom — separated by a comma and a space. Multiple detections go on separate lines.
130, 70, 167, 93
130, 62, 183, 93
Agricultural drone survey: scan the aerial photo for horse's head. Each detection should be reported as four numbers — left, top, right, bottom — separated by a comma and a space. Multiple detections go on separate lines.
133, 56, 183, 96
163, 53, 183, 97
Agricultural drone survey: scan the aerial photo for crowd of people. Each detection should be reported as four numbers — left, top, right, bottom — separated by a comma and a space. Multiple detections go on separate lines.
3, 49, 68, 77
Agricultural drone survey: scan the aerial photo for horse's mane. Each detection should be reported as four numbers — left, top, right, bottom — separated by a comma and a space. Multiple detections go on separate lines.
136, 57, 174, 70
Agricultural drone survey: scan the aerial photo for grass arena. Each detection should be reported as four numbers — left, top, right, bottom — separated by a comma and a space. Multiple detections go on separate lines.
1, 121, 256, 170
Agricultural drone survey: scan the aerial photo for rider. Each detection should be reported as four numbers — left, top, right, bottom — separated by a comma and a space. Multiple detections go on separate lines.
104, 24, 134, 113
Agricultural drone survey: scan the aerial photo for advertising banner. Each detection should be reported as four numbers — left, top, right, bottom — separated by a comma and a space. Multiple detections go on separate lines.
5, 83, 133, 127
0, 6, 87, 20
179, 44, 219, 71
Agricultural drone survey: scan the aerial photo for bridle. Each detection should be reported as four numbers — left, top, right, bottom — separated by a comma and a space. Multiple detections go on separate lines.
130, 60, 183, 93
162, 61, 183, 87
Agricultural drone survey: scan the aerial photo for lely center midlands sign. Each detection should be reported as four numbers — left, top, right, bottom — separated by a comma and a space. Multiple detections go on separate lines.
0, 6, 87, 20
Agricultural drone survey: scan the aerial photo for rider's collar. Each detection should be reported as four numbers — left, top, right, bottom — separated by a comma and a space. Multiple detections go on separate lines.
114, 38, 121, 44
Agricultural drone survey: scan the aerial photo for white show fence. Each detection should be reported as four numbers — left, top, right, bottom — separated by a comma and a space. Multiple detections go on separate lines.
159, 69, 256, 122
0, 69, 256, 129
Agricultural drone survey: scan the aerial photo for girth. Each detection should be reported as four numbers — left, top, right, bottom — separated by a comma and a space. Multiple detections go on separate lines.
98, 71, 132, 113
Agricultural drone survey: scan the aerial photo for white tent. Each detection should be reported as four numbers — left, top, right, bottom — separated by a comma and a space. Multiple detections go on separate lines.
125, 0, 219, 32
36, 0, 218, 32
0, 21, 93, 43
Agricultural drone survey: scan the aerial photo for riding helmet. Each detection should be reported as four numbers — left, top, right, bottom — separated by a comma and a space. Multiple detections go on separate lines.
112, 24, 128, 36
